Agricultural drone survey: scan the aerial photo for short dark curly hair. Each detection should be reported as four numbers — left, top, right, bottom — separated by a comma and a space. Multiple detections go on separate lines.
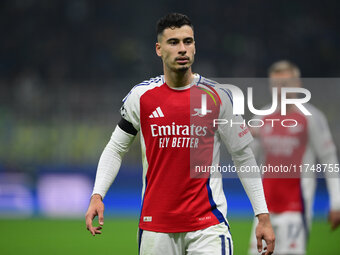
156, 13, 193, 37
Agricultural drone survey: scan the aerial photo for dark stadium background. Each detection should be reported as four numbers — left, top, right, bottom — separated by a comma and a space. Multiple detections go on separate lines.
0, 0, 339, 254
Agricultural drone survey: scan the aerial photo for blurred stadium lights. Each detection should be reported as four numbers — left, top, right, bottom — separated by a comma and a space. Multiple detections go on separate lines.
0, 173, 34, 217
37, 173, 92, 217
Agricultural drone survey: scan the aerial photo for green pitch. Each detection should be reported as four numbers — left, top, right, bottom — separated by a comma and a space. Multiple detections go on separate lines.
1, 218, 339, 254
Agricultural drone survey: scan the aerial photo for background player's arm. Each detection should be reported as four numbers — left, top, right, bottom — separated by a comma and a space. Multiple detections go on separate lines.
322, 153, 340, 230
309, 108, 340, 230
85, 122, 136, 236
231, 146, 275, 255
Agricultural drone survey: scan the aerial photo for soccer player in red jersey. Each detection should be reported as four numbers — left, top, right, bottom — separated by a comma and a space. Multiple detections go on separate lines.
85, 13, 275, 254
248, 60, 340, 255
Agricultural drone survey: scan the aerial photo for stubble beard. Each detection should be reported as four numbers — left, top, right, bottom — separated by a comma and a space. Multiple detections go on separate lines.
172, 59, 193, 73
176, 66, 190, 72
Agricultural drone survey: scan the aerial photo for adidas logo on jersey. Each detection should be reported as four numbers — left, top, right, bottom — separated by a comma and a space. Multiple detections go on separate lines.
149, 107, 164, 118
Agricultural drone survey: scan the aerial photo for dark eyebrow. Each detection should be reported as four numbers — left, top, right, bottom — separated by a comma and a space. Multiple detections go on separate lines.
184, 37, 194, 41
166, 38, 179, 43
166, 37, 194, 43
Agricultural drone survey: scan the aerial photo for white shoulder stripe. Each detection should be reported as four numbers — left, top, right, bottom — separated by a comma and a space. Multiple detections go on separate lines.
200, 77, 218, 86
123, 75, 164, 102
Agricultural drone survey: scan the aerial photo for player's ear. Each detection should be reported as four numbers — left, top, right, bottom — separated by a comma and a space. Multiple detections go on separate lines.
193, 41, 196, 55
296, 78, 302, 88
155, 42, 162, 57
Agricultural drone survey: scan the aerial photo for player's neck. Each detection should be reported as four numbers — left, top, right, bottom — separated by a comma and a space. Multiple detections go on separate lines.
278, 100, 298, 113
164, 68, 194, 88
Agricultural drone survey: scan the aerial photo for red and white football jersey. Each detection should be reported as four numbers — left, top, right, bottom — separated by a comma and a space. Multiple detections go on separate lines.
257, 104, 338, 219
120, 74, 253, 232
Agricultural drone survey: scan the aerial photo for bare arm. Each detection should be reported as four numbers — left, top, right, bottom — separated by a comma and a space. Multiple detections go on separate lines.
308, 107, 340, 230
322, 152, 340, 230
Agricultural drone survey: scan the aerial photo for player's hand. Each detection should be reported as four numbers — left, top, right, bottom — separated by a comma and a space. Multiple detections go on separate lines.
328, 210, 340, 231
256, 213, 275, 255
85, 194, 104, 236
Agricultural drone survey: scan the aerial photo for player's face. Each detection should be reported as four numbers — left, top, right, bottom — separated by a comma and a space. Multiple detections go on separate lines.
269, 70, 301, 99
156, 25, 195, 73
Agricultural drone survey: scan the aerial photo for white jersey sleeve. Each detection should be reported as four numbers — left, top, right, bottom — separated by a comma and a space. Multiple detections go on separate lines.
307, 104, 340, 210
120, 88, 141, 131
217, 86, 253, 153
120, 76, 165, 131
93, 76, 165, 199
231, 146, 269, 216
92, 125, 135, 198
307, 104, 337, 159
214, 85, 267, 215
